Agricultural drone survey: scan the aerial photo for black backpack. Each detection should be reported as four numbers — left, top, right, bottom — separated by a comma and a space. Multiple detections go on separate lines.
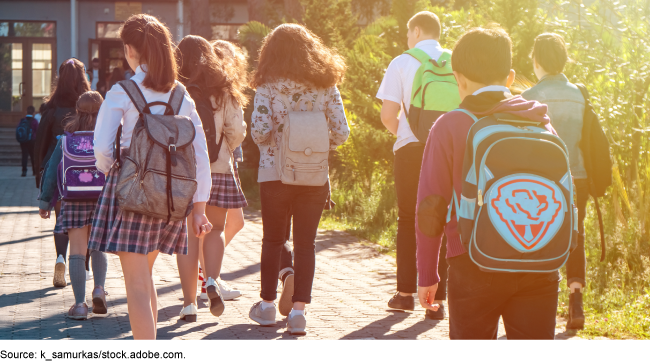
576, 84, 613, 261
186, 84, 224, 163
454, 109, 577, 273
16, 117, 32, 143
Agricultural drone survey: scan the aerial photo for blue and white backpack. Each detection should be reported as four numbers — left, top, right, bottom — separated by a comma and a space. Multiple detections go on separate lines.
450, 109, 578, 273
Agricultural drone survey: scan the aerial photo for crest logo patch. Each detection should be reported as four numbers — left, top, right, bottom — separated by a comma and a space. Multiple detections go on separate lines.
487, 175, 565, 252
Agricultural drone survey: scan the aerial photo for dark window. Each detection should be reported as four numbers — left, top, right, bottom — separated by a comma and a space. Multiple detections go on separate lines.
0, 22, 56, 37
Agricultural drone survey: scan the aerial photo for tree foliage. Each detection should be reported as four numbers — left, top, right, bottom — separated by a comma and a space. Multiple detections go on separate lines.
239, 0, 650, 337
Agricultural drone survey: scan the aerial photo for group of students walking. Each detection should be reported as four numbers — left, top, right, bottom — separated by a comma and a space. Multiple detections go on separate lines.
33, 14, 349, 339
28, 10, 606, 340
379, 12, 610, 339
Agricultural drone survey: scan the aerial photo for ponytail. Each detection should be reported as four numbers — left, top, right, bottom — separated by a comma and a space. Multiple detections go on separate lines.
120, 14, 177, 93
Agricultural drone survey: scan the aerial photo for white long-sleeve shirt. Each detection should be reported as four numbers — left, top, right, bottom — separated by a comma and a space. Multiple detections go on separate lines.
94, 66, 212, 203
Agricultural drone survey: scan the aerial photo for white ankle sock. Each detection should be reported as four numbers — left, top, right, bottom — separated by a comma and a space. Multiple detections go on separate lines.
289, 309, 304, 318
260, 301, 274, 310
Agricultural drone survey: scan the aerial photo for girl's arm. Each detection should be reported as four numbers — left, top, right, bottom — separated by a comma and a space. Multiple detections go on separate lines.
223, 102, 247, 151
38, 138, 63, 213
94, 84, 128, 174
250, 85, 273, 145
324, 86, 350, 149
188, 100, 212, 204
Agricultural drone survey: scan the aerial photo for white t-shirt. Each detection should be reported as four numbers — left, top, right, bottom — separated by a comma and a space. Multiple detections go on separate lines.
376, 39, 445, 153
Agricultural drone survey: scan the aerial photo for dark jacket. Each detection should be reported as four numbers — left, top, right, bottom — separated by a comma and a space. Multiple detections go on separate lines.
34, 106, 74, 187
38, 138, 63, 210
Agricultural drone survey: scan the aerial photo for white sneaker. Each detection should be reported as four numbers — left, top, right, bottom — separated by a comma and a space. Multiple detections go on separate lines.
205, 277, 225, 317
217, 278, 242, 301
179, 303, 198, 322
53, 255, 66, 287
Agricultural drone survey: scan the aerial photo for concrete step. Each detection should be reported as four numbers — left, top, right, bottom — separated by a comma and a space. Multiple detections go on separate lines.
0, 128, 29, 165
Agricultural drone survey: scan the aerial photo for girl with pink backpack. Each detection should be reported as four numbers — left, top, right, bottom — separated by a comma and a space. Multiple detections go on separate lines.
38, 91, 109, 320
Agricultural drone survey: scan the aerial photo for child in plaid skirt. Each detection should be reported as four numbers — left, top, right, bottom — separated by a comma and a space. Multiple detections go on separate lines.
38, 91, 109, 321
88, 15, 213, 340
175, 37, 248, 322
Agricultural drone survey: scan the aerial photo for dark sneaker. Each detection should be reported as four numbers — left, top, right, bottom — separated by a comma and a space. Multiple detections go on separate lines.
425, 303, 446, 320
566, 291, 585, 330
387, 292, 415, 311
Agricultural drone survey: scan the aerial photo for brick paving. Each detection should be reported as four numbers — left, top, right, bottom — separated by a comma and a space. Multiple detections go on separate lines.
0, 167, 580, 340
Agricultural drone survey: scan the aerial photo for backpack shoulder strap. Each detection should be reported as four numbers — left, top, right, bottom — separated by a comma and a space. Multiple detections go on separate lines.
275, 89, 294, 113
452, 108, 479, 122
434, 50, 452, 68
314, 89, 325, 112
404, 48, 431, 65
574, 83, 590, 102
118, 80, 147, 114
168, 82, 186, 115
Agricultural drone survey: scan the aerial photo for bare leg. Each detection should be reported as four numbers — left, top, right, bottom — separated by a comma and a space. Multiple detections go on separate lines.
224, 208, 245, 248
118, 250, 159, 340
148, 250, 159, 330
201, 205, 227, 280
177, 223, 199, 308
68, 226, 90, 255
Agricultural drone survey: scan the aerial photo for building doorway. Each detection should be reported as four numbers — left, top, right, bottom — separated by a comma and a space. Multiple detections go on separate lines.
89, 22, 129, 96
0, 21, 56, 127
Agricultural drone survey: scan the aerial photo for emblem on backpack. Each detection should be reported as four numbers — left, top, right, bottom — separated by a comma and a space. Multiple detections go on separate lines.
487, 175, 565, 253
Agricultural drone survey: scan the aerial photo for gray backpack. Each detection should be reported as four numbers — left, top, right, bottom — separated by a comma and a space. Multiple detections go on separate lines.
115, 80, 197, 223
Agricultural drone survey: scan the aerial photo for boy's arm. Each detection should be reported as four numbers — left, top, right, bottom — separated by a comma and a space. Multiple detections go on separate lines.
415, 120, 455, 311
416, 120, 455, 285
380, 101, 400, 136
376, 59, 404, 136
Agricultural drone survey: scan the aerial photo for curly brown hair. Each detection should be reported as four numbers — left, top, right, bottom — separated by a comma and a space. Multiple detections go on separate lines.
251, 24, 346, 89
212, 40, 250, 108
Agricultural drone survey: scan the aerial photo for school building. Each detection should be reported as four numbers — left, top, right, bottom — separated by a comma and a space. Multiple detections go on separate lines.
0, 0, 248, 127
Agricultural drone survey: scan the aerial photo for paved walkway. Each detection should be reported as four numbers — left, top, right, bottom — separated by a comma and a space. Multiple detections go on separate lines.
0, 167, 579, 340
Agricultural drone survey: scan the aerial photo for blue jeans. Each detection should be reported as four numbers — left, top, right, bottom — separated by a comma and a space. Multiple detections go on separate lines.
259, 180, 329, 303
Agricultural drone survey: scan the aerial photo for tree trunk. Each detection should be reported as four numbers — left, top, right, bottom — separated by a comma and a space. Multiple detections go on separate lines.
247, 0, 268, 23
190, 0, 212, 39
283, 0, 303, 22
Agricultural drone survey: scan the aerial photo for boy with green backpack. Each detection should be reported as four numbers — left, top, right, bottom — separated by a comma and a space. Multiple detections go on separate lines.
376, 11, 461, 319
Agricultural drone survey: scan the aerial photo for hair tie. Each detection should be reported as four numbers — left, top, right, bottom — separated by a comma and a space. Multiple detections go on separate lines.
66, 59, 75, 65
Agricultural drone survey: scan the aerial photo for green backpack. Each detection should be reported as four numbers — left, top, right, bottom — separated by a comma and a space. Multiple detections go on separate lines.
404, 48, 461, 144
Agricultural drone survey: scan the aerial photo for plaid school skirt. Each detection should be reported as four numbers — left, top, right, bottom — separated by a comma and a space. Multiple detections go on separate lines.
87, 166, 188, 256
53, 200, 96, 234
207, 172, 248, 209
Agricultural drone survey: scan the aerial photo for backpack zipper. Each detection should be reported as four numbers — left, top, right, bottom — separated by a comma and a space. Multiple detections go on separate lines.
476, 137, 571, 207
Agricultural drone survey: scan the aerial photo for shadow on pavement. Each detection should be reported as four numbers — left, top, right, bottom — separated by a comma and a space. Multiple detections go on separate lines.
341, 312, 442, 340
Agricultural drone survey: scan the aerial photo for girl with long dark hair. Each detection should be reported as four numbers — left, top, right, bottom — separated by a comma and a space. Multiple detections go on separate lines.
175, 35, 248, 322
34, 58, 91, 288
